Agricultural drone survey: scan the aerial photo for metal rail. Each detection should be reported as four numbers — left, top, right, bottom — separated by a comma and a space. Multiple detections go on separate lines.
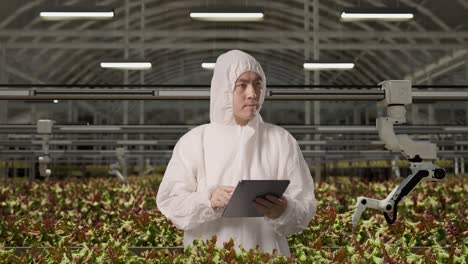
1, 84, 467, 88
0, 125, 467, 134
0, 88, 467, 101
0, 139, 467, 147
1, 150, 467, 158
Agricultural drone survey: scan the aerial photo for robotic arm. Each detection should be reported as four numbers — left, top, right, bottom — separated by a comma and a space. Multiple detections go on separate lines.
109, 147, 128, 183
352, 80, 446, 228
37, 120, 53, 179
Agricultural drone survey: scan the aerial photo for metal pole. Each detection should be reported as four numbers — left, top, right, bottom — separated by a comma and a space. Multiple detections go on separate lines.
303, 0, 312, 164
0, 44, 6, 122
353, 108, 361, 124
13, 159, 17, 177
465, 55, 468, 129
461, 156, 465, 174
0, 44, 6, 179
123, 0, 130, 176
124, 0, 129, 133
3, 89, 468, 101
411, 104, 418, 125
139, 0, 146, 177
28, 63, 37, 180
364, 110, 370, 125
427, 77, 436, 125
30, 155, 35, 181
312, 0, 321, 183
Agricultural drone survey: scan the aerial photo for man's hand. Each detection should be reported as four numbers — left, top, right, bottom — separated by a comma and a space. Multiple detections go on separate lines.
253, 195, 288, 219
210, 185, 235, 209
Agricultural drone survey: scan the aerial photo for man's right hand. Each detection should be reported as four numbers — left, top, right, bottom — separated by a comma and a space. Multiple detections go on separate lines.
210, 185, 235, 209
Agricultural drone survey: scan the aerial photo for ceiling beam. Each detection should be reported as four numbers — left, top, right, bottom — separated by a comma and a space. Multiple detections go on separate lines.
405, 49, 468, 82
2, 42, 465, 51
1, 29, 468, 39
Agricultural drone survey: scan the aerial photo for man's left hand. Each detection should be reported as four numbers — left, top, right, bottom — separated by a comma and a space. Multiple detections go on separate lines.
253, 195, 287, 219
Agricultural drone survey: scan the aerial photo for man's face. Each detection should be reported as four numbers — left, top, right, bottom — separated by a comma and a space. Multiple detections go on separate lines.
232, 71, 263, 126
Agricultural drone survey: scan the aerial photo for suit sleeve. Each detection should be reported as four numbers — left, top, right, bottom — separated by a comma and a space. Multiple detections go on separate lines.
265, 135, 317, 237
156, 132, 221, 231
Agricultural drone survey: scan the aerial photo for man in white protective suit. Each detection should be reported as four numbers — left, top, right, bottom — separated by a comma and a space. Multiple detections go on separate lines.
156, 50, 317, 256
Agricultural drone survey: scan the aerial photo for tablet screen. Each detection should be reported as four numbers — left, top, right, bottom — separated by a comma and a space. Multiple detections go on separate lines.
222, 180, 290, 217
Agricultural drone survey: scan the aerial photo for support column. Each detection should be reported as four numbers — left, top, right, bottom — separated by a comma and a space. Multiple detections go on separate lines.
410, 105, 418, 125
0, 44, 7, 179
461, 157, 465, 174
67, 101, 73, 168
425, 77, 433, 125
179, 102, 184, 122
428, 104, 435, 125
312, 0, 321, 183
30, 156, 36, 181
13, 160, 17, 177
466, 102, 468, 126
0, 44, 7, 124
122, 0, 130, 176
465, 56, 468, 126
450, 108, 456, 125
454, 157, 459, 175
123, 0, 129, 141
29, 50, 39, 177
138, 0, 146, 177
93, 111, 100, 167
364, 109, 370, 125
30, 105, 37, 123
304, 0, 311, 156
353, 108, 361, 124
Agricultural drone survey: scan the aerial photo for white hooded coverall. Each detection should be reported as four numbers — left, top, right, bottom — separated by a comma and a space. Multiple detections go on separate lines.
156, 50, 317, 256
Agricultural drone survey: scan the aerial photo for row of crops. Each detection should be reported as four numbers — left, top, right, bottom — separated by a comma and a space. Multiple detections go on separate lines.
0, 174, 466, 263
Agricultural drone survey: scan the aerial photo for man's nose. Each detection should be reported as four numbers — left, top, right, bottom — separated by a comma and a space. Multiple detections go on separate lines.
246, 84, 257, 99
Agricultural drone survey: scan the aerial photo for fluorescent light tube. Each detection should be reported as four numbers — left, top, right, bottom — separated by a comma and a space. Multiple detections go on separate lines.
40, 11, 114, 20
100, 62, 152, 70
340, 8, 414, 21
201, 63, 216, 70
39, 6, 114, 20
190, 7, 264, 21
304, 63, 355, 70
190, 12, 263, 21
341, 12, 413, 20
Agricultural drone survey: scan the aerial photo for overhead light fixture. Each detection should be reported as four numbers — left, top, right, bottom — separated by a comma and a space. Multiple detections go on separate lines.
53, 100, 59, 103
100, 61, 152, 70
190, 7, 264, 22
39, 6, 114, 20
304, 62, 355, 70
201, 63, 216, 70
340, 8, 414, 21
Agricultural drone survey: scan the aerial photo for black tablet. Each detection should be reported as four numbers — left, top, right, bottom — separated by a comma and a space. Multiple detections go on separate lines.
222, 180, 290, 217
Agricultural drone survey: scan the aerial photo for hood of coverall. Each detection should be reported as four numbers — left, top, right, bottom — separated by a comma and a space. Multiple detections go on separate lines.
209, 50, 267, 126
